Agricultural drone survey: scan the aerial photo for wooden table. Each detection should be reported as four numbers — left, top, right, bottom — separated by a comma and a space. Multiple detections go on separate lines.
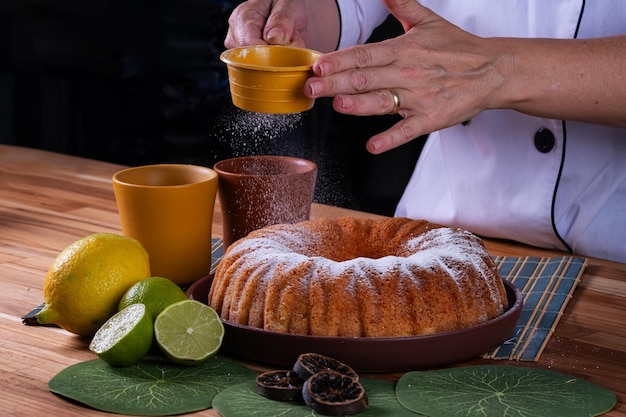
1, 144, 625, 416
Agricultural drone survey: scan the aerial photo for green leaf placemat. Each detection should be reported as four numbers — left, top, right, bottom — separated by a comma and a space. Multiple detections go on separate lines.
49, 356, 256, 416
396, 365, 616, 417
212, 377, 415, 417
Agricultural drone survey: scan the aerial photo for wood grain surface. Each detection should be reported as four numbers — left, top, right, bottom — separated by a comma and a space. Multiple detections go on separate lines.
1, 144, 624, 416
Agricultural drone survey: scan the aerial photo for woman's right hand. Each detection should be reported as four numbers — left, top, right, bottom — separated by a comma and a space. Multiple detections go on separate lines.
224, 0, 340, 52
224, 0, 309, 48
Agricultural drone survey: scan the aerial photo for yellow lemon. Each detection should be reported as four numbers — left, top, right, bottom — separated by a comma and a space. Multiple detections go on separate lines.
36, 233, 151, 336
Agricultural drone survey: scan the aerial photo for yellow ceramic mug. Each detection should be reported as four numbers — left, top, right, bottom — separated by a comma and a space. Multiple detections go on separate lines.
112, 164, 218, 286
220, 45, 321, 114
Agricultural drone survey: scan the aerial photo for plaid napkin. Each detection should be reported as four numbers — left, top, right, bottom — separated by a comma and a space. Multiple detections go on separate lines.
210, 238, 225, 274
484, 256, 587, 361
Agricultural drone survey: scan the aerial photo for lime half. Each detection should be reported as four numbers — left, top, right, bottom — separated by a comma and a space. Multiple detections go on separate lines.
89, 303, 153, 367
154, 300, 225, 366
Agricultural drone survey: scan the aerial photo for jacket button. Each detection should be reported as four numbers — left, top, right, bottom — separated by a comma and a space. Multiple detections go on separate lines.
534, 128, 555, 153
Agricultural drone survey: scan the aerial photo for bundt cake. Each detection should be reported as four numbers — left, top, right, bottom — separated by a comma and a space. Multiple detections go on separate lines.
208, 217, 508, 337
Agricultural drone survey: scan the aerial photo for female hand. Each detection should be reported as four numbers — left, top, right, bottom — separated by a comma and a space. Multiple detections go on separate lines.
305, 0, 502, 154
224, 0, 308, 48
224, 0, 339, 52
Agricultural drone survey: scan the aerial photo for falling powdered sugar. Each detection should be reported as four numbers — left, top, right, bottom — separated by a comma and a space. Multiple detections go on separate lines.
217, 108, 303, 155
213, 106, 352, 208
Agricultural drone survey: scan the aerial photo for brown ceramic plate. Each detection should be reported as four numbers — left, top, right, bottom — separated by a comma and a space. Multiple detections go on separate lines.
188, 275, 522, 372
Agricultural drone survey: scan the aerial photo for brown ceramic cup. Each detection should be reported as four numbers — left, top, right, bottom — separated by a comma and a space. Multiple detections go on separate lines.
214, 155, 317, 249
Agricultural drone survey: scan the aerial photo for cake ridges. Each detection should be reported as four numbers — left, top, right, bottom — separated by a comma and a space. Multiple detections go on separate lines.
209, 217, 508, 337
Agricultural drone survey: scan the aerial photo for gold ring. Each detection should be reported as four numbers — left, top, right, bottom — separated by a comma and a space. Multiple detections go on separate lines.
389, 90, 400, 114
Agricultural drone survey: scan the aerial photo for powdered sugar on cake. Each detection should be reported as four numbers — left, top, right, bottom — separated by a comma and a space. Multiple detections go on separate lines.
209, 217, 508, 337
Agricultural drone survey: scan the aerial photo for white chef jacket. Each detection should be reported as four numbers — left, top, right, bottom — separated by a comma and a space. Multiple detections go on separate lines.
336, 0, 626, 262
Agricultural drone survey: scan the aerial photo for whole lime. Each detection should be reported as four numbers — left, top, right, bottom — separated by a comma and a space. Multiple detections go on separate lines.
36, 233, 151, 336
89, 303, 153, 367
119, 276, 189, 319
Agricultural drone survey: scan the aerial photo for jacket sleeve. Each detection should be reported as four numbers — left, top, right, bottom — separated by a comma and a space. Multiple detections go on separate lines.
336, 0, 390, 49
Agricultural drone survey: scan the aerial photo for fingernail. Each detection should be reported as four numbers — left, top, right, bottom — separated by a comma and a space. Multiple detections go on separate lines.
308, 80, 322, 97
370, 139, 382, 152
339, 95, 353, 109
266, 27, 285, 42
318, 62, 330, 76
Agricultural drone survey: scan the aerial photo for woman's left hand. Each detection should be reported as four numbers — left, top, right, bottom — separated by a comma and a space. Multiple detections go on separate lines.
305, 0, 503, 153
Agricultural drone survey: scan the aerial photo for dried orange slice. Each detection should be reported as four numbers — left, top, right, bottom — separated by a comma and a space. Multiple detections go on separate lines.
256, 370, 305, 401
302, 371, 368, 415
294, 353, 358, 380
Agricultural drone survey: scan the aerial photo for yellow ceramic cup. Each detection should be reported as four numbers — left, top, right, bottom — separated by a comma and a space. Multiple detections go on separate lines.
112, 164, 218, 286
220, 45, 322, 114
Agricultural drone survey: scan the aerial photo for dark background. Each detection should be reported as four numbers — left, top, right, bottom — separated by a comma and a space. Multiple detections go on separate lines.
0, 0, 424, 216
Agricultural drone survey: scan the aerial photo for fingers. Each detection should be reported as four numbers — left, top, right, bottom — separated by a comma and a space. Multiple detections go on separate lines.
365, 117, 424, 154
224, 3, 269, 48
306, 0, 438, 85
306, 43, 399, 99
331, 90, 403, 116
224, 0, 304, 49
331, 89, 426, 154
263, 1, 305, 47
311, 41, 396, 79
